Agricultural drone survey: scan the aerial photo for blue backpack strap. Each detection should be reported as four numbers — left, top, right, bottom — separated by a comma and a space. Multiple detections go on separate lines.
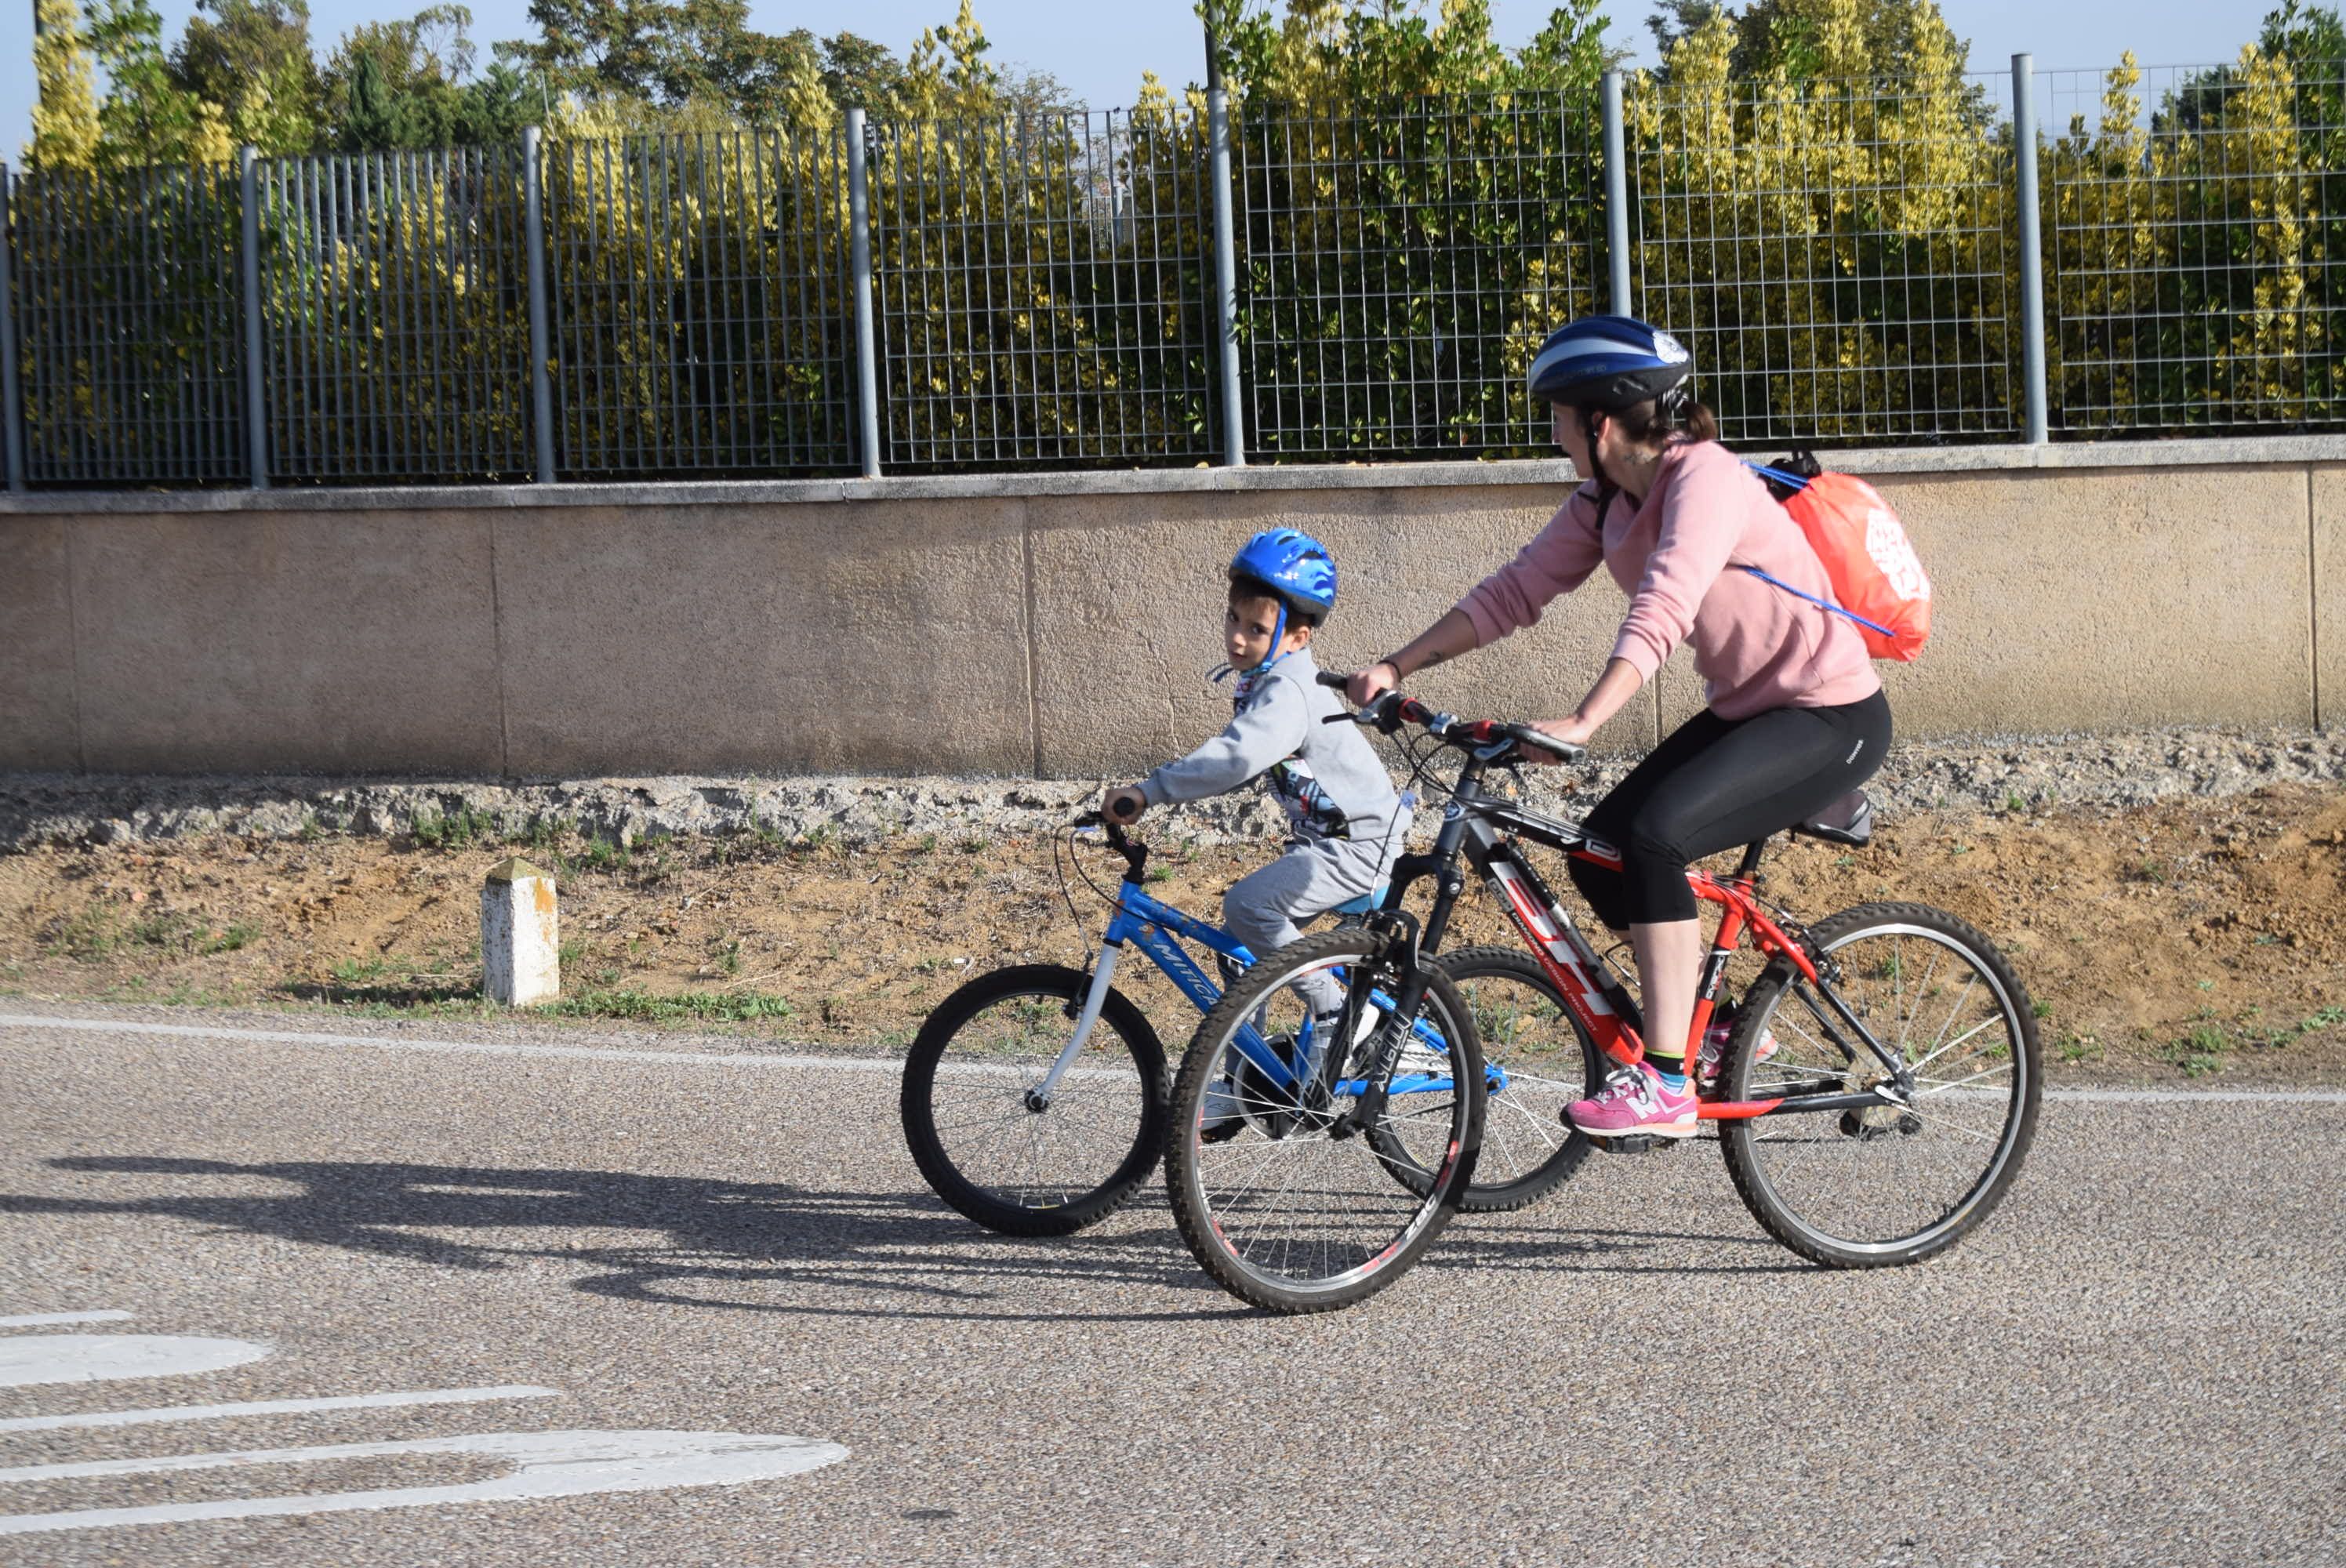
1740, 566, 1897, 640
1744, 459, 1814, 493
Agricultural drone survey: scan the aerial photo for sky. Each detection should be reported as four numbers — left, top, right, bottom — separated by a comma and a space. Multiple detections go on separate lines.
0, 0, 2284, 167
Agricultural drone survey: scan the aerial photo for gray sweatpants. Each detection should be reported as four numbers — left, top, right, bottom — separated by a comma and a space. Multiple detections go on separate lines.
1222, 837, 1392, 1017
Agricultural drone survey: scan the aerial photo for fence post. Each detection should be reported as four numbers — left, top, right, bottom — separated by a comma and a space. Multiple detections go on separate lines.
1601, 71, 1632, 318
2012, 53, 2050, 445
0, 165, 24, 493
238, 146, 268, 489
845, 107, 882, 481
522, 125, 556, 484
1207, 85, 1246, 467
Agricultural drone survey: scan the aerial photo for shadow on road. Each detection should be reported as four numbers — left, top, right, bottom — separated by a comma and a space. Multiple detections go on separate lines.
5, 1156, 1249, 1323
2, 1156, 1800, 1323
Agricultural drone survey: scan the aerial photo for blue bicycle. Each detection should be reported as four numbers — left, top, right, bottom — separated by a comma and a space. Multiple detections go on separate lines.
899, 818, 1600, 1238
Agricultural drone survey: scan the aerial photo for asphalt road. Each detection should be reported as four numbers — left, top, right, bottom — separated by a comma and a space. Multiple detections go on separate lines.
1, 1003, 2339, 1567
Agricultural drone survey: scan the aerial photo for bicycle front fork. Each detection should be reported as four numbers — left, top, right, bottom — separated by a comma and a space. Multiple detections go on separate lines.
1026, 944, 1120, 1112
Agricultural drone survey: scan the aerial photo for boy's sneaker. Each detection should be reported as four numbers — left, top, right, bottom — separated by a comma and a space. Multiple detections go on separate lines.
1565, 1062, 1698, 1138
1696, 1019, 1779, 1088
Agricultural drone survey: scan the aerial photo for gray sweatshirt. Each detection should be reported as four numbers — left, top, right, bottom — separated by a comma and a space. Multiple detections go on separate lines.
1139, 651, 1403, 853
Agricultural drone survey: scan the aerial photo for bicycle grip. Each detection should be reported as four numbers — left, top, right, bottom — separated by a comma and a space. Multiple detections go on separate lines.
1315, 670, 1348, 689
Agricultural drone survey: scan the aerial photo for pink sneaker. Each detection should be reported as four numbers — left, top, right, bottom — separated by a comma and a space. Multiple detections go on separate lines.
1565, 1063, 1698, 1139
1697, 1018, 1778, 1088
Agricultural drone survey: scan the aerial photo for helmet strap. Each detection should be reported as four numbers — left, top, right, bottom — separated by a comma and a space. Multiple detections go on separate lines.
1232, 597, 1297, 681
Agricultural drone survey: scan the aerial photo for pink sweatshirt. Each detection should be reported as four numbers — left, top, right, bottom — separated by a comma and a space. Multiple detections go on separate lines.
1456, 441, 1881, 721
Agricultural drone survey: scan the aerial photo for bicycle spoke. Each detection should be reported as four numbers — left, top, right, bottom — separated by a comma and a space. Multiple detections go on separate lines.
1723, 912, 2037, 1261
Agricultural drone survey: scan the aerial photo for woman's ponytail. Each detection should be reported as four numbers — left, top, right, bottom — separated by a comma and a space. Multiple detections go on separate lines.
1613, 393, 1720, 448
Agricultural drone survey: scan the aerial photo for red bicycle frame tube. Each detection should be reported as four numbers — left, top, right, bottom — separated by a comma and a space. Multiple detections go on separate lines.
1486, 842, 1819, 1121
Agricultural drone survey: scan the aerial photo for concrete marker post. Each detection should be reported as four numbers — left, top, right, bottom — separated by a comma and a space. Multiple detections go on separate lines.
481, 857, 558, 1006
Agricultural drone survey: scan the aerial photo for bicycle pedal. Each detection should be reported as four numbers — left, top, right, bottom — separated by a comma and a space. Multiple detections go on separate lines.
1588, 1133, 1680, 1156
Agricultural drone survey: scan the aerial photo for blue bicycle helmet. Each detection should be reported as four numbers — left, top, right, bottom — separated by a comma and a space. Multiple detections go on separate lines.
1228, 528, 1338, 621
1226, 528, 1338, 679
1526, 314, 1694, 412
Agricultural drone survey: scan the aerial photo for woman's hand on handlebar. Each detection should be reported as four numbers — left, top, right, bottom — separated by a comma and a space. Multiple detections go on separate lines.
1346, 659, 1401, 707
1523, 713, 1598, 763
1102, 785, 1149, 825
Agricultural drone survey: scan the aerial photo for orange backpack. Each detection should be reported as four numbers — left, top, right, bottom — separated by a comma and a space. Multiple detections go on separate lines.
1748, 454, 1932, 663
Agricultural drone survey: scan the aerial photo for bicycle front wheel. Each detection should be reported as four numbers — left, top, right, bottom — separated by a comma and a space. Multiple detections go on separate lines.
1165, 928, 1484, 1314
1719, 902, 2041, 1268
900, 964, 1168, 1237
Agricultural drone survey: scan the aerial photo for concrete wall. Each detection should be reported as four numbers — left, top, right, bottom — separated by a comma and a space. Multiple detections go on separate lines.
2, 437, 2337, 779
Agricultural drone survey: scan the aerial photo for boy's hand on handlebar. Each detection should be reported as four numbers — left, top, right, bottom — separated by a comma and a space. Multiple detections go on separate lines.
1102, 785, 1148, 825
1346, 659, 1401, 706
1524, 715, 1597, 763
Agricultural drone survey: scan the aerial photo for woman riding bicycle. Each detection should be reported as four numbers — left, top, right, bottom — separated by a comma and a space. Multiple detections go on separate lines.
1348, 314, 1894, 1141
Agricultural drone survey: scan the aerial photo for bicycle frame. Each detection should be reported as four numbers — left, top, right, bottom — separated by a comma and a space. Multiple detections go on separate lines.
1387, 750, 1917, 1123
1030, 841, 1458, 1110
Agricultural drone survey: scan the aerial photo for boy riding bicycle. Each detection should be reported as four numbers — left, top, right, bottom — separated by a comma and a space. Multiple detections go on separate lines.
1102, 530, 1406, 1115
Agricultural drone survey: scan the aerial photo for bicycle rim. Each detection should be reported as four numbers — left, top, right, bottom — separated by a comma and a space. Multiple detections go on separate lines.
901, 967, 1166, 1237
1166, 930, 1483, 1313
1720, 903, 2040, 1267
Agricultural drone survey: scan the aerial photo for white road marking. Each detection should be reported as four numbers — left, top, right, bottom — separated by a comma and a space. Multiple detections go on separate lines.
0, 1013, 887, 1072
0, 1013, 1135, 1081
0, 1384, 560, 1433
0, 1428, 851, 1536
5, 1013, 2341, 1099
0, 1335, 271, 1389
0, 1312, 133, 1330
2043, 1087, 2346, 1103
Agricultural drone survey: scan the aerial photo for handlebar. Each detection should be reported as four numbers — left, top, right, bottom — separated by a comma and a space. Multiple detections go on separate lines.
1313, 670, 1586, 766
1072, 811, 1149, 880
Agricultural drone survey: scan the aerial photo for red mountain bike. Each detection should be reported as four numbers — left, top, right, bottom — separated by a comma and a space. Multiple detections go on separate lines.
1165, 680, 2042, 1314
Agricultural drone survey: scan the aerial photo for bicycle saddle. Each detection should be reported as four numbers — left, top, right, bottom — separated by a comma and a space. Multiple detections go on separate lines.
1791, 790, 1873, 848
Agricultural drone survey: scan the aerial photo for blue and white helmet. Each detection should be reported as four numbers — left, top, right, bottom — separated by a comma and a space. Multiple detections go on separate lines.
1527, 314, 1694, 412
1228, 528, 1338, 621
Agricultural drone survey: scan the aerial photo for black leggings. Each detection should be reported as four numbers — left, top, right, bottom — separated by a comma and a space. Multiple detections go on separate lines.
1569, 690, 1893, 931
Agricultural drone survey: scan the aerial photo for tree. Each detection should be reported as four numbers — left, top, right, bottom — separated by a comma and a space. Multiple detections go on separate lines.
321, 5, 549, 150
86, 0, 233, 167
29, 0, 104, 169
503, 0, 814, 120
818, 31, 906, 109
170, 0, 324, 151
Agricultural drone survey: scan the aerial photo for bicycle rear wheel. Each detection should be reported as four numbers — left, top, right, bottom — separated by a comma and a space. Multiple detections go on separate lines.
1718, 902, 2040, 1268
1164, 928, 1483, 1314
900, 965, 1167, 1237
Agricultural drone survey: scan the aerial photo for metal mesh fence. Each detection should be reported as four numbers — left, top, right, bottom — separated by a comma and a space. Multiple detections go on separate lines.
870, 107, 1218, 468
9, 161, 247, 485
544, 130, 856, 477
260, 147, 533, 482
1628, 73, 2021, 445
1237, 93, 1604, 460
13, 64, 2346, 491
2045, 62, 2346, 432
